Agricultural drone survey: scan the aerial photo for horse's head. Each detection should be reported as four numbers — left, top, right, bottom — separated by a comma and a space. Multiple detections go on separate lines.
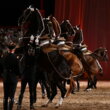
93, 47, 109, 61
18, 8, 31, 27
42, 17, 57, 39
18, 5, 44, 37
49, 15, 61, 37
60, 20, 75, 36
42, 18, 53, 36
73, 25, 80, 31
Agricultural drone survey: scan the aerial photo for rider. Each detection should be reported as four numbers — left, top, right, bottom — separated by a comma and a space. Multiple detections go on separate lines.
72, 25, 88, 57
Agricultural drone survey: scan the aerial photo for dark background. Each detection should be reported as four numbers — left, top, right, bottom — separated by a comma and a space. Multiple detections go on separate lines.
0, 0, 55, 26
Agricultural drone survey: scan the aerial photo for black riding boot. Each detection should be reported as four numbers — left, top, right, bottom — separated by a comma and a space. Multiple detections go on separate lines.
8, 98, 14, 110
3, 98, 8, 110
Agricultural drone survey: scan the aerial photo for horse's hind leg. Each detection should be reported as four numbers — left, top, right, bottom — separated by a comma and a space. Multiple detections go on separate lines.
42, 80, 51, 99
42, 83, 57, 107
85, 78, 95, 91
93, 75, 97, 89
55, 82, 67, 108
75, 78, 80, 92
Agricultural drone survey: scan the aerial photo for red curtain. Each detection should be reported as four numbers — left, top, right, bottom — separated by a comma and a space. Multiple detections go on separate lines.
55, 0, 110, 80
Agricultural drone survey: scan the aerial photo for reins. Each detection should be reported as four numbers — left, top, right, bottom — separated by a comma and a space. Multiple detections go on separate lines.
47, 52, 71, 80
47, 52, 82, 80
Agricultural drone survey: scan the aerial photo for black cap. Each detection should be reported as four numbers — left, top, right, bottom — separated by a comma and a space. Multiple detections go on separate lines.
7, 42, 16, 50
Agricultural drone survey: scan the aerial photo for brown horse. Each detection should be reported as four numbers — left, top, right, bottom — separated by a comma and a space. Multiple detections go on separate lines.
49, 18, 84, 95
54, 38, 83, 96
49, 15, 61, 38
77, 47, 108, 91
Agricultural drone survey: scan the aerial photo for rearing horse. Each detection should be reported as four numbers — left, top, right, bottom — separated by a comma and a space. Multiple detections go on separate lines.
18, 6, 44, 46
83, 47, 108, 90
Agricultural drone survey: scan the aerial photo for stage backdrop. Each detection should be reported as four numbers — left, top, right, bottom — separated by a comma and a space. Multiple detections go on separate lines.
54, 0, 110, 80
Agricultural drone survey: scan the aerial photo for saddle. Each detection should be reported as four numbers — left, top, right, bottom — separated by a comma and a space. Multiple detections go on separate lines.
58, 44, 72, 51
41, 44, 58, 53
41, 43, 72, 54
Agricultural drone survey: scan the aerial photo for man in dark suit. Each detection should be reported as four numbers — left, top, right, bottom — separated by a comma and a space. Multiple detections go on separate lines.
17, 44, 37, 110
2, 43, 20, 110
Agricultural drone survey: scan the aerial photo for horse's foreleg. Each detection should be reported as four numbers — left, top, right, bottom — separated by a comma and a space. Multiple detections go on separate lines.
65, 77, 76, 97
55, 97, 64, 108
76, 78, 80, 92
93, 75, 97, 89
85, 75, 95, 91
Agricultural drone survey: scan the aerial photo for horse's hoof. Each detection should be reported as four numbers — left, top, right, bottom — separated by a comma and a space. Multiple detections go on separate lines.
30, 105, 35, 110
41, 104, 48, 107
55, 104, 60, 108
85, 88, 92, 92
42, 94, 45, 99
55, 105, 59, 108
14, 100, 18, 104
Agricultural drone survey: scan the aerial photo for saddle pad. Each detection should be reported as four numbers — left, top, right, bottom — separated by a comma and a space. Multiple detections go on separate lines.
42, 44, 58, 53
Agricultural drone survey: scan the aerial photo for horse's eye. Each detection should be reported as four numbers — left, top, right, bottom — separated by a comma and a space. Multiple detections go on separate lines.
100, 52, 104, 56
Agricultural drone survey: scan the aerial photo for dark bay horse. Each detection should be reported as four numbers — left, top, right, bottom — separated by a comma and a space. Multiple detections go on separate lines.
83, 47, 108, 90
49, 15, 61, 38
17, 6, 74, 108
41, 15, 61, 40
59, 20, 109, 91
49, 19, 84, 95
16, 6, 46, 110
60, 20, 75, 41
18, 5, 44, 46
74, 47, 108, 91
37, 44, 72, 107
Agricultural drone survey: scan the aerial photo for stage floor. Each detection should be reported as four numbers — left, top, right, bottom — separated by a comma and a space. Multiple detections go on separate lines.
0, 81, 110, 110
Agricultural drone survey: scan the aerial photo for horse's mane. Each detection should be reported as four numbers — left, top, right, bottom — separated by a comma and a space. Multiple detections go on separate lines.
94, 47, 107, 54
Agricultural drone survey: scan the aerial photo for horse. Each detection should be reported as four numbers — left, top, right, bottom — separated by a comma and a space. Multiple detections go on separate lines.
41, 15, 61, 40
60, 20, 75, 41
36, 41, 72, 107
17, 6, 73, 108
83, 47, 108, 90
49, 15, 61, 38
16, 6, 47, 110
60, 20, 108, 91
18, 5, 44, 46
74, 47, 108, 91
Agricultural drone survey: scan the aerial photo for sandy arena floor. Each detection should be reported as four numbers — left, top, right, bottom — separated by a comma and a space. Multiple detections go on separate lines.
0, 81, 110, 110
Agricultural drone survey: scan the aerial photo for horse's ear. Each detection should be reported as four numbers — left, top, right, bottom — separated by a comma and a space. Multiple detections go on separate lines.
49, 15, 54, 20
78, 24, 80, 27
